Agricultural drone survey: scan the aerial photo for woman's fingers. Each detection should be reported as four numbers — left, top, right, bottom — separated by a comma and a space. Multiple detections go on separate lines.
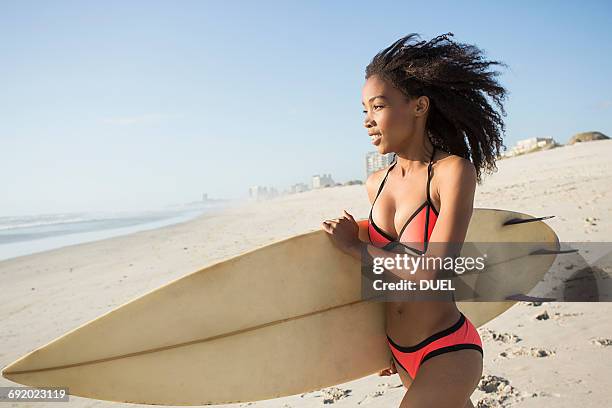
378, 359, 397, 376
321, 219, 341, 233
324, 219, 340, 226
321, 222, 333, 233
378, 368, 392, 376
321, 214, 353, 233
343, 210, 355, 221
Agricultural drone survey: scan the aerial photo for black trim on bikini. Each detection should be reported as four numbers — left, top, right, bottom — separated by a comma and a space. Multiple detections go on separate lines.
420, 344, 483, 366
386, 312, 465, 353
367, 158, 397, 229
397, 201, 429, 237
423, 203, 431, 251
368, 212, 400, 242
369, 200, 439, 243
369, 202, 437, 243
387, 241, 425, 256
401, 245, 424, 254
423, 150, 436, 252
369, 147, 438, 243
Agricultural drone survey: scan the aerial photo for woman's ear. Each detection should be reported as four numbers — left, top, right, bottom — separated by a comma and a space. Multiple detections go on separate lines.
415, 95, 430, 116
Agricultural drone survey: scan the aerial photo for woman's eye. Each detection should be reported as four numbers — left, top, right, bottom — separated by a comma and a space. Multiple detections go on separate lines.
362, 105, 383, 114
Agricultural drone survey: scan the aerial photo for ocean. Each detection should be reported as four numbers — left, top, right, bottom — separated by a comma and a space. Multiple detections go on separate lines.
0, 205, 230, 262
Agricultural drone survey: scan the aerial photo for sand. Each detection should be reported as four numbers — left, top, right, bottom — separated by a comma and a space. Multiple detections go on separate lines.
1, 139, 611, 407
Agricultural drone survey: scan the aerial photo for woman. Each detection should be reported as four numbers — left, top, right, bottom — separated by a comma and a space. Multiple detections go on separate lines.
321, 33, 507, 407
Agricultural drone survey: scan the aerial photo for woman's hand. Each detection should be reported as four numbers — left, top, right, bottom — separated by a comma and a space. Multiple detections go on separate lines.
321, 210, 361, 256
378, 358, 398, 376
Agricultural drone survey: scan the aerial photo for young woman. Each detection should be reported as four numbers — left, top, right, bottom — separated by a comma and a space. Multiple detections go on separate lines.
321, 33, 508, 407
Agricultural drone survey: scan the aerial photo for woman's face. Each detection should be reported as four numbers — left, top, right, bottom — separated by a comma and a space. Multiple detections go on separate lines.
362, 75, 426, 155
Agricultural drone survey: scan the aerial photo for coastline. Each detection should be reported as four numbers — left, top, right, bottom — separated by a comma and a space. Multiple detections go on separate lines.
1, 139, 611, 407
0, 206, 234, 262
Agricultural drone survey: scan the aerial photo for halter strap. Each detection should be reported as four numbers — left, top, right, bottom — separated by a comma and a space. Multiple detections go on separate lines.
369, 157, 397, 217
426, 146, 436, 205
369, 147, 437, 218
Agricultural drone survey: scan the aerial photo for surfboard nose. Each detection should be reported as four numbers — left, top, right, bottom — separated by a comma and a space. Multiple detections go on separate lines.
1, 356, 36, 387
1, 347, 47, 384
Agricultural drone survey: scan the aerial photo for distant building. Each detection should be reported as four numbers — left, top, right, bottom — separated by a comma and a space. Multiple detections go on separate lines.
344, 180, 364, 186
290, 182, 309, 194
516, 137, 555, 151
202, 193, 208, 201
312, 173, 334, 189
249, 186, 266, 200
249, 186, 279, 200
502, 137, 556, 158
365, 151, 395, 177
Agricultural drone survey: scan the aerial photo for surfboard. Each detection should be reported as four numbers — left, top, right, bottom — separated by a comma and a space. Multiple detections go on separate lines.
1, 208, 559, 405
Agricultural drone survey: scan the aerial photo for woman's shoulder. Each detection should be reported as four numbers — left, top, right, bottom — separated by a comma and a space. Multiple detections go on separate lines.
434, 151, 477, 189
435, 151, 476, 175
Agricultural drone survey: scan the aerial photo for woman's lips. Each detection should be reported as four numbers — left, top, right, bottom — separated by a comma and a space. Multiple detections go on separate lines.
370, 134, 382, 146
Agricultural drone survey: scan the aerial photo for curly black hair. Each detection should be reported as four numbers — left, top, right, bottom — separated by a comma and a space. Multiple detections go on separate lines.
365, 32, 508, 183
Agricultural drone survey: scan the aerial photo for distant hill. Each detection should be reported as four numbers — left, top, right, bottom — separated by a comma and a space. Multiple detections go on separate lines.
568, 131, 609, 145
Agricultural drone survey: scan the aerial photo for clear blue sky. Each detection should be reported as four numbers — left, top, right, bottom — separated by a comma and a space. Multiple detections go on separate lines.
1, 0, 611, 216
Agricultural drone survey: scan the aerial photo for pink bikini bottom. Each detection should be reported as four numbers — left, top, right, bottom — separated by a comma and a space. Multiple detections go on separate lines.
386, 311, 483, 379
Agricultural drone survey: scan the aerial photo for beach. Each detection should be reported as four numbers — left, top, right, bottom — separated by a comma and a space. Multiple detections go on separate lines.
1, 139, 611, 408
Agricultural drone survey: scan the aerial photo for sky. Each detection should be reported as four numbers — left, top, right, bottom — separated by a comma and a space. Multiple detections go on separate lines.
1, 0, 611, 216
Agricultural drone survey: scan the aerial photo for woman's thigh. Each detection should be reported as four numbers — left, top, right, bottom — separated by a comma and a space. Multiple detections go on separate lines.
398, 349, 482, 408
393, 357, 414, 389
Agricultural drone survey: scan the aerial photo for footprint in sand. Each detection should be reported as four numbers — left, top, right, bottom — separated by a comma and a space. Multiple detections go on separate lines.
475, 375, 523, 407
551, 311, 584, 320
377, 382, 403, 389
357, 390, 385, 405
533, 310, 551, 320
499, 346, 556, 358
589, 337, 612, 347
480, 329, 522, 344
321, 387, 351, 404
533, 310, 584, 325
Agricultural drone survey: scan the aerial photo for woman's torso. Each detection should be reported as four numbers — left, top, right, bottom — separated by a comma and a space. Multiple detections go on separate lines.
368, 148, 461, 345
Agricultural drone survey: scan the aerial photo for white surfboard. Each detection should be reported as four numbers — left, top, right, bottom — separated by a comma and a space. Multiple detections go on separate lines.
1, 208, 559, 405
